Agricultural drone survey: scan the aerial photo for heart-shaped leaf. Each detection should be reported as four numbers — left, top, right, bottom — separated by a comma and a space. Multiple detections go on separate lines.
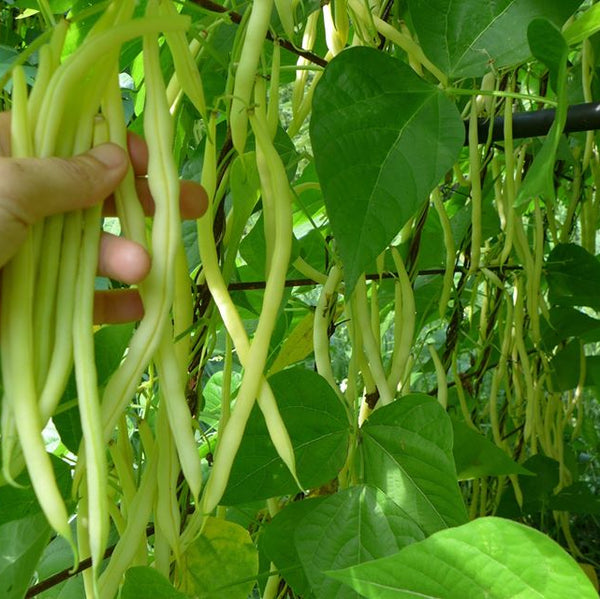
221, 368, 350, 504
327, 517, 598, 598
0, 513, 51, 599
408, 0, 580, 78
545, 244, 600, 310
295, 485, 425, 599
178, 517, 258, 598
452, 420, 532, 480
121, 567, 187, 599
310, 47, 463, 295
260, 497, 326, 598
360, 394, 467, 535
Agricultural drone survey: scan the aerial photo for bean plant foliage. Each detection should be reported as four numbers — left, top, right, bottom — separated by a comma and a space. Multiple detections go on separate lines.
0, 0, 600, 597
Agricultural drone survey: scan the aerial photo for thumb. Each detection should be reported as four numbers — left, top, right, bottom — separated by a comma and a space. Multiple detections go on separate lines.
0, 143, 128, 221
0, 143, 128, 268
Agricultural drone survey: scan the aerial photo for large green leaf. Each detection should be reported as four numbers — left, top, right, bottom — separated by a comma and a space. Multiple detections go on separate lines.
497, 455, 561, 519
327, 517, 597, 598
221, 367, 350, 504
121, 567, 187, 599
541, 307, 600, 349
360, 394, 467, 535
0, 513, 51, 599
36, 531, 84, 599
260, 498, 326, 598
310, 46, 463, 295
549, 339, 583, 391
452, 420, 532, 480
564, 3, 600, 45
545, 244, 600, 311
408, 0, 581, 78
549, 482, 600, 515
178, 517, 258, 598
294, 485, 425, 599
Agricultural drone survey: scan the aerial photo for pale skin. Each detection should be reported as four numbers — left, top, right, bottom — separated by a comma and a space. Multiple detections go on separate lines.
0, 111, 207, 323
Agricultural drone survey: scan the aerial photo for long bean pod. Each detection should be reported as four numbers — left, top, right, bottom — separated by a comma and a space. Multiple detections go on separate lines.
313, 264, 343, 390
230, 0, 274, 153
200, 108, 296, 514
100, 11, 190, 438
387, 248, 415, 394
0, 65, 76, 558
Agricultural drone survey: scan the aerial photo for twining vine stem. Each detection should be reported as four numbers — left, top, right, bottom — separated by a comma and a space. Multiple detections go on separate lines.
187, 0, 329, 67
219, 264, 524, 292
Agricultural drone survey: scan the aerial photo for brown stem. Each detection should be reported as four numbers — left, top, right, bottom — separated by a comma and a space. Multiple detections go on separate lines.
26, 522, 158, 597
213, 264, 524, 292
187, 0, 328, 67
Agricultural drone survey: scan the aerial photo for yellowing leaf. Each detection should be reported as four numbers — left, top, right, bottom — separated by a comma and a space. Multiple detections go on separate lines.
268, 309, 316, 375
178, 517, 258, 598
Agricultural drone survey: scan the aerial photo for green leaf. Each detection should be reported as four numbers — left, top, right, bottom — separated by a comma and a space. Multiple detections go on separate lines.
327, 517, 598, 598
182, 220, 199, 274
549, 339, 583, 391
360, 394, 467, 535
545, 244, 600, 310
515, 19, 569, 207
260, 498, 326, 597
222, 152, 261, 279
36, 531, 81, 599
0, 513, 51, 599
452, 420, 532, 480
54, 323, 134, 452
239, 213, 300, 282
528, 18, 568, 92
221, 368, 350, 504
408, 0, 580, 78
310, 46, 463, 295
121, 567, 187, 599
564, 3, 600, 45
15, 0, 73, 10
496, 455, 561, 518
0, 454, 72, 525
178, 516, 258, 598
585, 356, 600, 387
201, 370, 242, 428
541, 307, 600, 349
295, 485, 425, 599
273, 125, 300, 181
549, 482, 600, 515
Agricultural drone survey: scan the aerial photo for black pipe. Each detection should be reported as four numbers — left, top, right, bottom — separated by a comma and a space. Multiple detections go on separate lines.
464, 101, 600, 144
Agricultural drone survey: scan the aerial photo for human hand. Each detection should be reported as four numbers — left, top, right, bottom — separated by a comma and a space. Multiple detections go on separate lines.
0, 112, 207, 323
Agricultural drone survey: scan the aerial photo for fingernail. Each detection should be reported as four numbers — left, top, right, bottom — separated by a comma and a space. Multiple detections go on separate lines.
88, 143, 127, 169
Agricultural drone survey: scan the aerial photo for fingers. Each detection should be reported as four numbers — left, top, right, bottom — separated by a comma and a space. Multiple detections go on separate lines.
0, 111, 10, 156
107, 130, 207, 218
127, 131, 149, 176
0, 143, 129, 268
102, 178, 207, 219
0, 144, 128, 223
98, 233, 151, 284
133, 178, 207, 219
93, 289, 144, 324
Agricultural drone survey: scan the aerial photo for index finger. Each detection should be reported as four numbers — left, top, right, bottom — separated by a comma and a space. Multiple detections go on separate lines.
127, 131, 150, 176
0, 112, 11, 157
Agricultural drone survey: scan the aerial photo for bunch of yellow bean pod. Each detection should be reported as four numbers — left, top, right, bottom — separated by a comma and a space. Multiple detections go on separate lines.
0, 1, 306, 596
0, 1, 205, 594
